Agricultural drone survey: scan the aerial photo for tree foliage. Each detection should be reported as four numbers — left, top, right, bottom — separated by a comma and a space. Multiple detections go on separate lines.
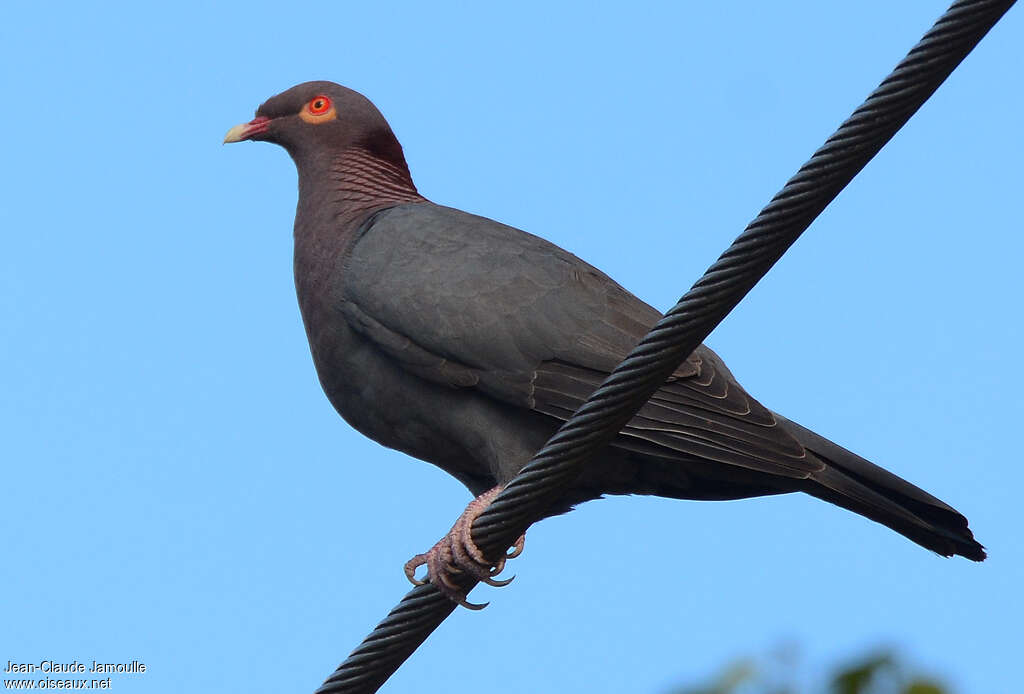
671, 647, 951, 694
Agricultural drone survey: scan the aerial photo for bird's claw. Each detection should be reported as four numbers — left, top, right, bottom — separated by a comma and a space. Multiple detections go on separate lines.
403, 554, 431, 586
403, 485, 526, 609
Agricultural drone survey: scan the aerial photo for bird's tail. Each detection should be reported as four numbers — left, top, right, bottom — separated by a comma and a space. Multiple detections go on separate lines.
777, 415, 986, 561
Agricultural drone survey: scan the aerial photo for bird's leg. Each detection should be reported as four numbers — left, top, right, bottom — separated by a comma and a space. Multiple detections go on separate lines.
404, 485, 526, 609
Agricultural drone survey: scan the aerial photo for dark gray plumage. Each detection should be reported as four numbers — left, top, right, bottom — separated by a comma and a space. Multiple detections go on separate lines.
225, 81, 984, 564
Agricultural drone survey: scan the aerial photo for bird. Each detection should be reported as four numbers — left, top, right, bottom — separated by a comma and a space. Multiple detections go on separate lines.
225, 81, 984, 607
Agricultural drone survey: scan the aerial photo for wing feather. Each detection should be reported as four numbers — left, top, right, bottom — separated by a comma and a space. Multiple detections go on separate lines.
342, 203, 816, 479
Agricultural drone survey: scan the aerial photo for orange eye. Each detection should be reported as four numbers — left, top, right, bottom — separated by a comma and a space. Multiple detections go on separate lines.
299, 94, 337, 124
308, 96, 331, 115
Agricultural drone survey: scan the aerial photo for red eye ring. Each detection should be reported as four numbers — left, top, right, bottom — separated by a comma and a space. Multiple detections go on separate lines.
308, 95, 332, 115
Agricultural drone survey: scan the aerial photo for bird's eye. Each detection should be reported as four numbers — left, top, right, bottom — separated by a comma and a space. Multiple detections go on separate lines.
299, 94, 337, 125
308, 96, 331, 115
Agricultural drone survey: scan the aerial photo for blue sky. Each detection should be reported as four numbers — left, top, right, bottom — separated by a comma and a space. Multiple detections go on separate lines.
2, 2, 1020, 693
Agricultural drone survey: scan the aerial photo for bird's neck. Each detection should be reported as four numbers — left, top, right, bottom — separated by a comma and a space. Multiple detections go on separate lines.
297, 145, 425, 233
292, 146, 426, 337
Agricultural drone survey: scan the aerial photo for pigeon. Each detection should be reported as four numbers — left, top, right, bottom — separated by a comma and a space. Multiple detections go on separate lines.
225, 81, 984, 607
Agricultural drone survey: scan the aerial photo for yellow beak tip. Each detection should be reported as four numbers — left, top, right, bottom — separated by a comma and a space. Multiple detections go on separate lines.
222, 123, 250, 144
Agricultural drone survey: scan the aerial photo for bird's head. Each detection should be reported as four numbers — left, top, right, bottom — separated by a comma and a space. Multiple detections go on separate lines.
224, 81, 405, 166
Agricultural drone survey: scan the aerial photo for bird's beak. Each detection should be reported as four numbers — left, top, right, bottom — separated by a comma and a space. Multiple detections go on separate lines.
223, 116, 271, 144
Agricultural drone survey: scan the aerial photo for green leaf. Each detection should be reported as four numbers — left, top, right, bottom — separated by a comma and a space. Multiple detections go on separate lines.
829, 652, 894, 694
904, 679, 949, 694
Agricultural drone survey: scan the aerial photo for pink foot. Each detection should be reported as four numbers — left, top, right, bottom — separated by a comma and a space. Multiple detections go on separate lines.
404, 486, 526, 609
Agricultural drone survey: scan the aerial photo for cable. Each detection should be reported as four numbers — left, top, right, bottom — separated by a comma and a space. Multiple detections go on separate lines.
316, 2, 1016, 692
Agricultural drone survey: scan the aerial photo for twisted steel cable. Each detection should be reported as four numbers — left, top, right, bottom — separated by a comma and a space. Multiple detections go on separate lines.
317, 2, 1015, 692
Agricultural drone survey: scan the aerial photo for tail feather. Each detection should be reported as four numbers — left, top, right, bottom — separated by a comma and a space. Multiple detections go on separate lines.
777, 415, 986, 561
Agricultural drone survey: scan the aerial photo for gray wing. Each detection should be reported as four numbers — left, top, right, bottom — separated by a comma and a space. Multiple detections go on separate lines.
341, 203, 818, 479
